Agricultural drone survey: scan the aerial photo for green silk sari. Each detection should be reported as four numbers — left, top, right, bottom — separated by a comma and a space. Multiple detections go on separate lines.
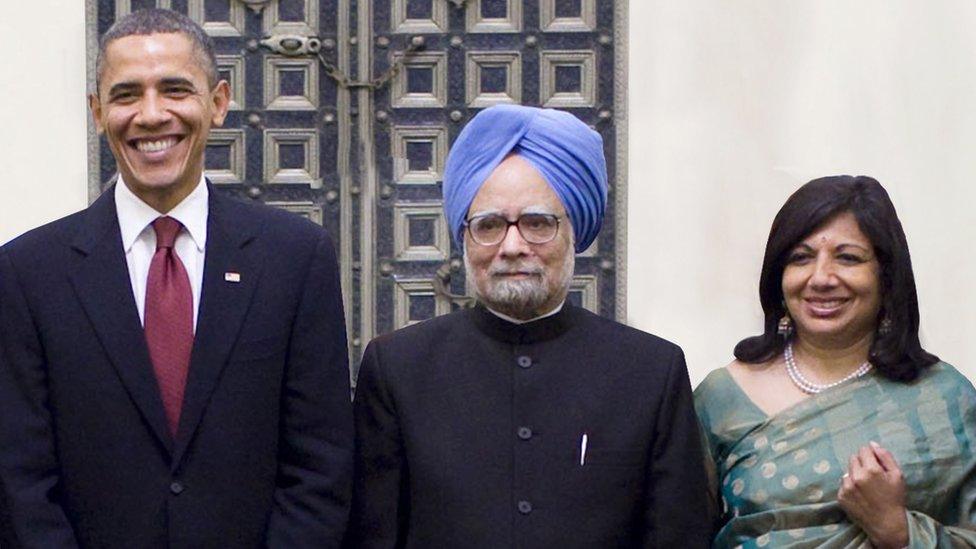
695, 362, 976, 548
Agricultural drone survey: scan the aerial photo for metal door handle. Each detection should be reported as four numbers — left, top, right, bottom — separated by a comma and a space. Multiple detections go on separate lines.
261, 35, 322, 55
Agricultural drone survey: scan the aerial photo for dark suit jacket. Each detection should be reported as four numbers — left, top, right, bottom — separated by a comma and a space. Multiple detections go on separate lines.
348, 305, 712, 548
0, 184, 353, 548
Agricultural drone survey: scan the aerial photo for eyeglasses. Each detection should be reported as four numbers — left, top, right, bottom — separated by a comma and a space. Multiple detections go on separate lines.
463, 213, 561, 246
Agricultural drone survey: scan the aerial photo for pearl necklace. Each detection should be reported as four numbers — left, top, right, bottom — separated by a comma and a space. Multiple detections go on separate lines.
784, 342, 873, 394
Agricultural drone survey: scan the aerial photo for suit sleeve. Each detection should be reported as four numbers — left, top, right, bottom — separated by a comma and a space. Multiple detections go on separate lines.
265, 233, 353, 549
0, 249, 80, 548
345, 341, 407, 548
643, 346, 713, 548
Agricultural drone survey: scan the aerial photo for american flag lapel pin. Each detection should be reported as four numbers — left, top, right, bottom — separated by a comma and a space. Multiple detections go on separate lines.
224, 272, 241, 283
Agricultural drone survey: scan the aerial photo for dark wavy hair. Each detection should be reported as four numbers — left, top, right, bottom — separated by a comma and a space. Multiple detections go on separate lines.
733, 175, 938, 381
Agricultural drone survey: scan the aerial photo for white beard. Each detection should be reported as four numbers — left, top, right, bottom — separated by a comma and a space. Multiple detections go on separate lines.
464, 247, 575, 319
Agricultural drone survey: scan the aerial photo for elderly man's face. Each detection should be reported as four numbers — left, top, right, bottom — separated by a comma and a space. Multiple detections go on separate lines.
464, 155, 575, 320
89, 32, 229, 212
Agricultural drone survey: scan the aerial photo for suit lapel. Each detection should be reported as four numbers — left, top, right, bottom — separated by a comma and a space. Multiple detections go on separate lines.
172, 188, 261, 468
69, 188, 173, 455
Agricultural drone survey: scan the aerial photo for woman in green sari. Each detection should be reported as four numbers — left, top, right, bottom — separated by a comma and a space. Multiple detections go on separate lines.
695, 175, 976, 548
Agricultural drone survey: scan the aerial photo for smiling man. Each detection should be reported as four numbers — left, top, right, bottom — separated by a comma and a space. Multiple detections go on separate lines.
347, 105, 711, 547
0, 9, 352, 548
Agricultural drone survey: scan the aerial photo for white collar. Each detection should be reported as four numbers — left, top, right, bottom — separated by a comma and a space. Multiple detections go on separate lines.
485, 300, 565, 325
115, 174, 209, 253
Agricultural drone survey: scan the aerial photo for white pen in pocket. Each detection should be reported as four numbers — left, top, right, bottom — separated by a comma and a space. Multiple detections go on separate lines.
580, 433, 588, 466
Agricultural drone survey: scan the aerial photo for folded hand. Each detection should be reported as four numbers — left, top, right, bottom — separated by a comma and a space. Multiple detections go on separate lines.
837, 441, 908, 549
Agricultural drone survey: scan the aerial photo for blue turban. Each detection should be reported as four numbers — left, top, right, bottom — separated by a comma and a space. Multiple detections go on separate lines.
442, 104, 608, 253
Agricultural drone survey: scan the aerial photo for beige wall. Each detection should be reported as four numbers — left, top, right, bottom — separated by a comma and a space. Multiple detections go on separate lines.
2, 1, 973, 385
0, 1, 88, 244
628, 0, 976, 384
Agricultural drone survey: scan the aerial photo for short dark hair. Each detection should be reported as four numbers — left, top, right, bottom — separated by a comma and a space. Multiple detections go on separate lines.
95, 8, 219, 93
734, 175, 938, 382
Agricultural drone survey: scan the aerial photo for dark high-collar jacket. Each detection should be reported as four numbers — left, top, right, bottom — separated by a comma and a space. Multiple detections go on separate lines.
348, 304, 712, 548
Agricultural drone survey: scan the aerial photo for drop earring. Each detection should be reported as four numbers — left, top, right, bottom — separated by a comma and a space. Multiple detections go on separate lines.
777, 314, 793, 338
878, 317, 893, 336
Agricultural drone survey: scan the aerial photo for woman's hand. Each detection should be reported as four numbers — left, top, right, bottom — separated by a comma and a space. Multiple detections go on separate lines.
837, 441, 909, 549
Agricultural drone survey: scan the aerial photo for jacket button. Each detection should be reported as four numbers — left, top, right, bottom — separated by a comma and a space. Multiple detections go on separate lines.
516, 355, 533, 368
517, 500, 533, 514
170, 481, 184, 495
517, 427, 533, 440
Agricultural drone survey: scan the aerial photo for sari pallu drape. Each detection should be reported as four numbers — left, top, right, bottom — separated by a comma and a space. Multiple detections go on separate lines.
695, 362, 976, 548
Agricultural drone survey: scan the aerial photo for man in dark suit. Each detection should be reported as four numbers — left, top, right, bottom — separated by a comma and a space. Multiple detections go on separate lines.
0, 9, 352, 548
348, 105, 711, 547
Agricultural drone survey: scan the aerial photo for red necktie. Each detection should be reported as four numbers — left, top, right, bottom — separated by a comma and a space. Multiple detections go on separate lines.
144, 217, 193, 438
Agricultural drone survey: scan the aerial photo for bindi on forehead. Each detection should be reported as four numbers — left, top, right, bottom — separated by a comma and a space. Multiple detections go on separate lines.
796, 238, 872, 256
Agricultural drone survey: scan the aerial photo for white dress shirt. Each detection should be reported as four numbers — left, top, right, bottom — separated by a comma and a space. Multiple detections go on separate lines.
115, 175, 208, 331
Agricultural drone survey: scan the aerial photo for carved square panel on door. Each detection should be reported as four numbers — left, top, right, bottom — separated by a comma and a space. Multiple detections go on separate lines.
392, 126, 447, 184
390, 52, 447, 108
263, 129, 322, 187
540, 0, 596, 32
264, 0, 320, 36
393, 202, 449, 261
394, 278, 451, 328
540, 50, 597, 108
466, 51, 521, 107
188, 0, 246, 37
264, 57, 319, 110
568, 275, 599, 313
115, 0, 170, 18
391, 0, 448, 33
205, 129, 245, 184
466, 0, 522, 33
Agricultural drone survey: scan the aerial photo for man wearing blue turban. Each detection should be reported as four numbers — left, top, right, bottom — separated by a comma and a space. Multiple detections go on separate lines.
348, 105, 710, 548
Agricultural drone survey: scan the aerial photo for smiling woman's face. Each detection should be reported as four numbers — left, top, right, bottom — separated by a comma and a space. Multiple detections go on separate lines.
782, 211, 882, 348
